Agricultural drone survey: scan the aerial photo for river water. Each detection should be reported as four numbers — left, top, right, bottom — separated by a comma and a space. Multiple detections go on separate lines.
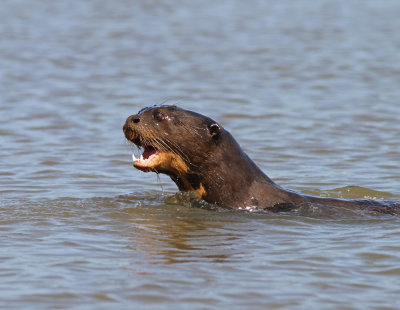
1, 0, 400, 309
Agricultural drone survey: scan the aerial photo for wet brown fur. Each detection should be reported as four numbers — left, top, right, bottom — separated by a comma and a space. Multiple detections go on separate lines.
123, 105, 400, 215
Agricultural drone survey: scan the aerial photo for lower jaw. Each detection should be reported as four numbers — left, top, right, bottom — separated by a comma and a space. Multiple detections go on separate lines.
133, 162, 155, 172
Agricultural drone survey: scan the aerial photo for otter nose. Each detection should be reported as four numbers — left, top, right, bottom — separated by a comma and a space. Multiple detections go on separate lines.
131, 115, 140, 124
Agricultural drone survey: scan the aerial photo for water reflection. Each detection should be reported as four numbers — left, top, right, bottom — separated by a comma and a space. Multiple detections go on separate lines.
123, 195, 245, 264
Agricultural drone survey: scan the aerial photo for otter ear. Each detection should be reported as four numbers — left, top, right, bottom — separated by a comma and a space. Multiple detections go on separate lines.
208, 123, 221, 140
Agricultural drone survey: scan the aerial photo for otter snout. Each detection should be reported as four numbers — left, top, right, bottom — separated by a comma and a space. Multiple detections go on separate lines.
123, 114, 139, 132
124, 114, 140, 127
130, 114, 140, 124
123, 115, 140, 142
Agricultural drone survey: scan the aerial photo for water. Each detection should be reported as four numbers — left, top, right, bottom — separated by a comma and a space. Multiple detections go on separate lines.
1, 0, 400, 309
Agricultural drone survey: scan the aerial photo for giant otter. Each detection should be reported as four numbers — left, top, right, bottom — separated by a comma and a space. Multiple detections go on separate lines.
123, 105, 400, 215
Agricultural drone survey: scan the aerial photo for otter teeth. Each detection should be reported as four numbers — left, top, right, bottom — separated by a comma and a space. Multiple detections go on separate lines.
132, 153, 144, 162
132, 153, 150, 163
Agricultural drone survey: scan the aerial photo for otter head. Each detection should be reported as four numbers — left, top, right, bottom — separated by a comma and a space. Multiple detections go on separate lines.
123, 105, 222, 197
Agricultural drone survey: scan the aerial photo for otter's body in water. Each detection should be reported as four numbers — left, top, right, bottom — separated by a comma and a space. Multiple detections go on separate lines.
123, 105, 400, 215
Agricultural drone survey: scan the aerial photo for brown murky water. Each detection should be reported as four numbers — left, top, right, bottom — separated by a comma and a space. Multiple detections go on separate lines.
1, 0, 400, 309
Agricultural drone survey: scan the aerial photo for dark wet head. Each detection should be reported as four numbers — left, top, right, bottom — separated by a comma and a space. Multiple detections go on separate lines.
123, 105, 222, 195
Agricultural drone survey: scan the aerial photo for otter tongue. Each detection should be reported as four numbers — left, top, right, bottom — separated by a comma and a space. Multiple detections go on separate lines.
142, 147, 157, 159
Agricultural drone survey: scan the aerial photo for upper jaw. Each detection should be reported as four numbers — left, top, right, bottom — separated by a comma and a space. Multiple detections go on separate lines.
123, 126, 157, 170
123, 127, 141, 146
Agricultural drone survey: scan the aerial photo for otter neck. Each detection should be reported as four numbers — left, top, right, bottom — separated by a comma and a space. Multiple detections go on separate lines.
185, 131, 305, 210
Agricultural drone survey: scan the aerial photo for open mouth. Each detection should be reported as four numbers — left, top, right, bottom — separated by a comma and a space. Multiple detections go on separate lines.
132, 145, 160, 170
124, 128, 162, 171
124, 127, 195, 193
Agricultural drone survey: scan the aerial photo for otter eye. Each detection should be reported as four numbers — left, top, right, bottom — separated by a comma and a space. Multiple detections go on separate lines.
154, 111, 165, 122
